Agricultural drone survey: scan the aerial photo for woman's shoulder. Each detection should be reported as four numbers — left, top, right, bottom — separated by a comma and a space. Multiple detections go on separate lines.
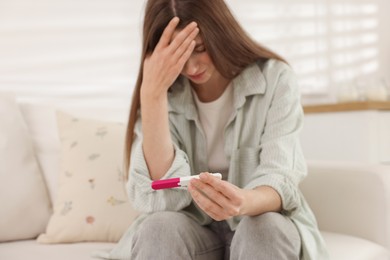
254, 58, 297, 87
257, 58, 294, 77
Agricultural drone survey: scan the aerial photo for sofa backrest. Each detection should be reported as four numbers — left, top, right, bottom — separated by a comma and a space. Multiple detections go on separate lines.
301, 160, 390, 250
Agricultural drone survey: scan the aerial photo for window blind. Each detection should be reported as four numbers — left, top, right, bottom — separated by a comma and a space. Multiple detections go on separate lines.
227, 0, 380, 99
0, 0, 144, 108
0, 0, 382, 106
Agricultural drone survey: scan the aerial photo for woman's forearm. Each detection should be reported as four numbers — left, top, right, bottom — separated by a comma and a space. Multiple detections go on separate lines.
242, 186, 282, 216
140, 91, 175, 180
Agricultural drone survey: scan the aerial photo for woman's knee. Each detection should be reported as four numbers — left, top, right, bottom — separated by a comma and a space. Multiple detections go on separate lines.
131, 212, 194, 259
238, 212, 298, 236
231, 212, 301, 260
131, 211, 224, 260
133, 211, 189, 243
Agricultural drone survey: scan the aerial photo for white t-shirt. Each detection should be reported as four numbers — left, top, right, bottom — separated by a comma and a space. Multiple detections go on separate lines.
192, 84, 233, 180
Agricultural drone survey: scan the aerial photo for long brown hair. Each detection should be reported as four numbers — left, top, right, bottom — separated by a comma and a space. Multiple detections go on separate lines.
124, 0, 287, 177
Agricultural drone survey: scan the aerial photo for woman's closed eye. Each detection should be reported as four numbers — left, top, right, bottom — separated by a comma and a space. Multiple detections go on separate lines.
194, 44, 206, 53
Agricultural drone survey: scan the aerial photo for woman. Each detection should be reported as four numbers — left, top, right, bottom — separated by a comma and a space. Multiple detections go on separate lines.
99, 0, 329, 259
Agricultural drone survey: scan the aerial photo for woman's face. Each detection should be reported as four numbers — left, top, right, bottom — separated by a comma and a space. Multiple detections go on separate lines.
180, 35, 216, 86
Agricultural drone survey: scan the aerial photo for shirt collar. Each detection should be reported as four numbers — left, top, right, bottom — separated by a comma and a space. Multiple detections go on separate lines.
168, 61, 266, 120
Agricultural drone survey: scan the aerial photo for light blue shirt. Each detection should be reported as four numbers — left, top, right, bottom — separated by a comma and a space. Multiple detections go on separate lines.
94, 59, 329, 260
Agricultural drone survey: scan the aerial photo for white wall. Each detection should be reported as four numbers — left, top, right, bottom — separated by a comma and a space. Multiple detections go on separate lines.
301, 111, 390, 163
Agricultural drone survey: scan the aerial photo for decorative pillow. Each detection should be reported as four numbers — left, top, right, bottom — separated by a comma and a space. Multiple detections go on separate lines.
37, 111, 139, 243
0, 93, 52, 242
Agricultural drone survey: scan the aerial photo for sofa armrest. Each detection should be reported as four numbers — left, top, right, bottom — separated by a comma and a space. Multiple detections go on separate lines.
300, 160, 390, 250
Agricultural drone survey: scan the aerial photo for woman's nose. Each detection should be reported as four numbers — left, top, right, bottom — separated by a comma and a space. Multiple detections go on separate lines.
183, 57, 199, 75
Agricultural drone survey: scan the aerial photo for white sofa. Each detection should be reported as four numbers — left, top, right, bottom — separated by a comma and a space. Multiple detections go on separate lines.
1, 96, 390, 260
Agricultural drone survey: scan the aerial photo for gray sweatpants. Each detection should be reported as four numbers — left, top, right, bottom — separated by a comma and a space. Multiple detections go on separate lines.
130, 211, 301, 259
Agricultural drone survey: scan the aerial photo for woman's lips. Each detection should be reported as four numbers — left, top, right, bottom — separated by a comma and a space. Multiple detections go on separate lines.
189, 71, 205, 81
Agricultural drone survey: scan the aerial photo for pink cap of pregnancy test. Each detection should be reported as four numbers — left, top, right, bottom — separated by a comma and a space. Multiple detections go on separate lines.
151, 177, 180, 190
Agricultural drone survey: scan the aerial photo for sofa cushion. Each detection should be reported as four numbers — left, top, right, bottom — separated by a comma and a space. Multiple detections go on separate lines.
18, 103, 62, 203
0, 93, 52, 242
322, 231, 389, 260
37, 111, 139, 243
0, 240, 115, 260
1, 232, 388, 260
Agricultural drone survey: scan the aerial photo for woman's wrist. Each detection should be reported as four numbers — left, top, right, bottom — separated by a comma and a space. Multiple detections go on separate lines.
140, 83, 168, 102
240, 186, 282, 217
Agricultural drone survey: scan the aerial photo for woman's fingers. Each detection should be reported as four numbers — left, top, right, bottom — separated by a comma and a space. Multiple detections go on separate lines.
188, 183, 230, 221
156, 17, 198, 54
191, 179, 230, 207
177, 40, 196, 68
169, 21, 198, 51
155, 19, 198, 69
155, 17, 180, 50
174, 27, 199, 60
199, 173, 241, 201
190, 177, 242, 218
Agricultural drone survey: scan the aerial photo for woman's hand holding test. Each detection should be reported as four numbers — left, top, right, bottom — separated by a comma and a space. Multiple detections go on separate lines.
188, 172, 282, 221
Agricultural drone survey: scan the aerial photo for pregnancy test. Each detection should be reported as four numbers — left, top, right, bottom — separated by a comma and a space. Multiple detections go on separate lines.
151, 173, 222, 190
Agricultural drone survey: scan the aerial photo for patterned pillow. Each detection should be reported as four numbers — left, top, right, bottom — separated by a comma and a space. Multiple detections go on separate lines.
37, 111, 139, 243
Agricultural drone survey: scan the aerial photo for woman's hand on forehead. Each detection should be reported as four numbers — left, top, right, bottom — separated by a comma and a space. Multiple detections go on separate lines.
141, 17, 199, 98
157, 17, 197, 48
